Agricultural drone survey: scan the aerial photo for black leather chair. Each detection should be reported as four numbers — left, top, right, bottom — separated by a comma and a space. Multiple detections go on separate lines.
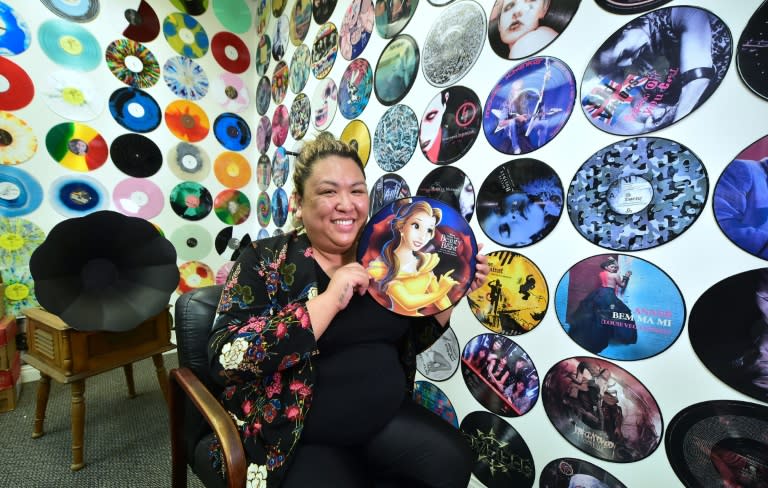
170, 285, 245, 488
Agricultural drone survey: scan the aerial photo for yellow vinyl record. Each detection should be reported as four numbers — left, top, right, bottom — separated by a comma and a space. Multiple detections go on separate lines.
165, 99, 210, 142
163, 12, 209, 59
214, 151, 251, 188
0, 112, 38, 165
340, 119, 371, 166
45, 121, 108, 172
177, 260, 214, 294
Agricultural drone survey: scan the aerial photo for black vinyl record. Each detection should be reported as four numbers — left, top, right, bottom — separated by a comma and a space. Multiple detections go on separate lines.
214, 226, 251, 260
737, 1, 768, 101
594, 0, 672, 14
539, 457, 628, 488
417, 166, 475, 222
108, 87, 161, 133
110, 133, 162, 177
169, 181, 213, 221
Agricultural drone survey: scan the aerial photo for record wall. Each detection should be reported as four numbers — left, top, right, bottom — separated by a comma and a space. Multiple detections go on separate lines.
2, 0, 768, 486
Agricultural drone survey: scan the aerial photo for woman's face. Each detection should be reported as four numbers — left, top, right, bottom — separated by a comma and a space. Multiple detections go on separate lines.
402, 210, 436, 252
497, 0, 549, 46
601, 27, 651, 68
420, 94, 447, 154
483, 196, 546, 244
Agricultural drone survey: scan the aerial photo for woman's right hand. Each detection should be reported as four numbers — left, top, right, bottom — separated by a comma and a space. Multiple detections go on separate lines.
324, 262, 370, 313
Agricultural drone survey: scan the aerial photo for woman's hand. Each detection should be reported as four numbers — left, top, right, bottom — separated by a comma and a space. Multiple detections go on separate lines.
326, 262, 370, 313
470, 243, 490, 293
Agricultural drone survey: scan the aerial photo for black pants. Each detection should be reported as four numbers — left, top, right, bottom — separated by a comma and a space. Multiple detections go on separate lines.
282, 399, 474, 488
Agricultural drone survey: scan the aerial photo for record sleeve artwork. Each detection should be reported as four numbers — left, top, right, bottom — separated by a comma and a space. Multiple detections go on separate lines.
49, 175, 109, 217
0, 112, 37, 165
0, 2, 31, 56
170, 181, 213, 221
165, 100, 210, 142
340, 119, 370, 165
417, 166, 475, 222
38, 19, 101, 71
177, 261, 214, 294
338, 58, 373, 119
567, 137, 708, 251
412, 381, 459, 428
0, 57, 34, 111
45, 69, 105, 121
339, 0, 374, 61
0, 166, 43, 217
123, 1, 160, 43
373, 104, 418, 172
555, 253, 685, 360
357, 196, 477, 317
581, 6, 732, 136
542, 356, 663, 463
45, 122, 108, 172
539, 457, 627, 488
416, 326, 460, 382
105, 38, 160, 89
112, 177, 164, 219
0, 217, 45, 267
737, 2, 768, 101
211, 73, 249, 113
163, 12, 209, 58
369, 172, 409, 217
374, 34, 419, 106
419, 85, 482, 165
109, 87, 161, 133
163, 56, 209, 100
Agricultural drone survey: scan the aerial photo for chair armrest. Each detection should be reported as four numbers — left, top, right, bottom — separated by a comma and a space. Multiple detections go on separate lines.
170, 367, 246, 488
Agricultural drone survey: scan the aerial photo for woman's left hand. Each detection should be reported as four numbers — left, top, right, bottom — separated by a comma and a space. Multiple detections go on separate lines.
469, 243, 490, 293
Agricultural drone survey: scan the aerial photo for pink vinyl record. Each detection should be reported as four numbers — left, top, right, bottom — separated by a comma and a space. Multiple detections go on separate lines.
112, 177, 164, 219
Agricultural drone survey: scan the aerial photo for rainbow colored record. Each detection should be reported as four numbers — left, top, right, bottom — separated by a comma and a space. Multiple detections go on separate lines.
289, 44, 311, 94
311, 22, 338, 79
413, 381, 459, 427
0, 3, 31, 55
1, 265, 38, 318
213, 0, 251, 33
46, 122, 108, 172
340, 119, 371, 165
49, 175, 108, 217
170, 181, 213, 221
211, 73, 250, 113
170, 0, 209, 15
38, 19, 101, 71
170, 223, 213, 261
211, 31, 250, 73
163, 56, 209, 100
256, 191, 271, 227
108, 87, 161, 133
0, 112, 37, 165
165, 100, 210, 142
311, 78, 338, 130
167, 142, 210, 181
214, 189, 251, 225
44, 70, 104, 122
256, 154, 271, 191
256, 75, 271, 115
105, 38, 160, 88
213, 113, 251, 151
272, 105, 289, 147
41, 0, 99, 22
0, 217, 45, 267
214, 151, 251, 188
163, 12, 209, 58
112, 177, 164, 219
416, 327, 460, 382
256, 116, 272, 154
373, 104, 417, 172
289, 93, 310, 140
271, 146, 289, 187
123, 1, 160, 43
0, 57, 34, 110
0, 166, 43, 217
338, 58, 373, 119
110, 133, 162, 178
339, 0, 373, 60
177, 260, 214, 294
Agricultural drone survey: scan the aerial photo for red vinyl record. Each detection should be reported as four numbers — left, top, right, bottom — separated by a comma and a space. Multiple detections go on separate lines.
211, 31, 250, 74
0, 57, 34, 111
123, 1, 160, 43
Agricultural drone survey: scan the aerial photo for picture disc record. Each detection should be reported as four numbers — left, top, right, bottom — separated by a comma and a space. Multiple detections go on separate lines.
289, 44, 310, 94
289, 0, 311, 46
567, 137, 708, 251
0, 3, 31, 56
539, 457, 628, 488
255, 34, 271, 77
595, 0, 672, 15
0, 217, 46, 268
170, 223, 212, 261
413, 381, 459, 427
339, 0, 373, 60
214, 151, 251, 188
374, 34, 419, 106
45, 122, 108, 172
581, 6, 732, 136
311, 22, 338, 80
419, 85, 482, 165
110, 133, 162, 178
738, 2, 768, 101
271, 188, 288, 228
112, 177, 164, 219
271, 60, 289, 105
165, 100, 210, 143
313, 0, 336, 24
665, 400, 768, 488
311, 78, 337, 130
375, 0, 417, 39
357, 196, 477, 317
338, 58, 373, 119
373, 104, 418, 172
271, 104, 289, 147
541, 356, 663, 463
256, 191, 271, 227
163, 56, 209, 100
108, 87, 161, 132
555, 253, 686, 360
177, 260, 214, 295
256, 75, 271, 115
214, 189, 251, 225
49, 175, 108, 217
417, 166, 475, 222
369, 173, 410, 217
168, 142, 210, 181
0, 112, 37, 165
41, 0, 99, 23
44, 70, 104, 122
0, 57, 34, 110
170, 181, 213, 221
416, 326, 460, 382
211, 31, 250, 74
213, 113, 251, 151
38, 19, 101, 71
289, 93, 310, 140
271, 146, 290, 188
340, 119, 371, 166
271, 14, 289, 61
123, 1, 160, 43
0, 166, 43, 217
105, 38, 160, 89
162, 12, 209, 59
256, 154, 271, 191
460, 410, 535, 488
461, 333, 539, 418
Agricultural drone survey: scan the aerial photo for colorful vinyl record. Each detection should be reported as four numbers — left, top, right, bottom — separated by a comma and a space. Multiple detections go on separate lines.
476, 159, 563, 248
0, 3, 31, 55
216, 261, 235, 284
256, 116, 272, 154
374, 35, 419, 107
165, 100, 210, 142
168, 142, 210, 182
289, 93, 310, 140
338, 58, 373, 119
595, 0, 672, 14
170, 181, 213, 221
41, 0, 99, 22
738, 2, 768, 101
375, 0, 417, 39
211, 31, 250, 74
273, 0, 288, 22
484, 56, 575, 155
0, 112, 37, 165
38, 19, 101, 71
369, 172, 409, 217
373, 104, 418, 172
419, 86, 482, 165
416, 326, 460, 382
257, 191, 271, 227
417, 166, 475, 222
581, 6, 731, 136
539, 457, 628, 488
567, 137, 708, 251
271, 187, 288, 227
110, 133, 162, 177
1, 265, 38, 318
49, 175, 108, 218
311, 22, 338, 79
555, 253, 685, 360
105, 38, 160, 88
255, 0, 271, 34
313, 0, 336, 24
256, 75, 272, 115
211, 73, 249, 114
271, 60, 289, 104
213, 113, 251, 151
170, 223, 213, 261
214, 189, 251, 225
272, 14, 289, 62
271, 146, 290, 188
466, 251, 548, 335
339, 0, 374, 60
0, 217, 45, 267
108, 87, 161, 133
45, 122, 108, 172
422, 0, 485, 87
311, 78, 338, 131
215, 225, 251, 258
163, 12, 209, 58
0, 166, 43, 217
163, 56, 209, 100
214, 151, 251, 188
258, 228, 270, 240
256, 154, 272, 191
272, 104, 289, 147
171, 0, 209, 15
358, 196, 477, 317
44, 70, 103, 122
340, 119, 371, 166
460, 410, 535, 488
290, 0, 312, 45
177, 260, 215, 294
0, 57, 34, 110
112, 177, 164, 219
542, 356, 663, 463
213, 0, 251, 33
255, 34, 272, 77
289, 44, 311, 94
413, 381, 459, 428
123, 1, 160, 43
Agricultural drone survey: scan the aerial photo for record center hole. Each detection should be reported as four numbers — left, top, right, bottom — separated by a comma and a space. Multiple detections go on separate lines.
224, 45, 239, 61
127, 101, 146, 118
124, 55, 145, 74
0, 129, 13, 147
0, 182, 21, 201
606, 176, 654, 215
186, 237, 198, 248
81, 258, 118, 292
181, 114, 195, 128
0, 75, 9, 94
225, 85, 238, 99
227, 126, 240, 137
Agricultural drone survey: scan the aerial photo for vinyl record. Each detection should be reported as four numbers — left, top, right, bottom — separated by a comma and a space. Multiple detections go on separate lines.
41, 0, 99, 22
165, 100, 210, 142
211, 73, 250, 114
110, 133, 162, 177
358, 196, 477, 317
338, 58, 373, 119
0, 112, 37, 165
49, 174, 108, 218
255, 34, 272, 77
38, 19, 101, 71
339, 0, 373, 60
419, 86, 482, 165
271, 187, 288, 227
313, 0, 336, 24
476, 158, 563, 248
256, 154, 272, 191
413, 381, 459, 427
44, 70, 104, 122
0, 217, 45, 267
163, 56, 209, 100
214, 189, 251, 225
255, 0, 271, 34
484, 56, 575, 155
311, 78, 338, 130
375, 0, 417, 39
45, 122, 108, 172
290, 0, 312, 45
460, 410, 535, 488
1, 265, 38, 318
170, 181, 213, 221
123, 1, 160, 43
567, 137, 708, 251
112, 177, 164, 219
595, 0, 672, 14
539, 457, 628, 488
466, 251, 548, 335
256, 191, 271, 227
665, 400, 768, 488
311, 22, 338, 80
373, 104, 417, 172
272, 14, 289, 61
256, 75, 272, 115
271, 60, 290, 104
416, 327, 460, 382
542, 356, 663, 463
214, 225, 251, 259
108, 87, 160, 133
216, 261, 235, 284
213, 113, 251, 151
582, 6, 732, 136
271, 146, 290, 188
213, 0, 251, 33
256, 116, 272, 154
170, 0, 209, 15
738, 2, 768, 101
374, 35, 419, 106
170, 223, 213, 261
167, 142, 210, 182
0, 3, 31, 56
177, 260, 215, 294
0, 166, 43, 217
556, 253, 686, 360
340, 119, 371, 166
0, 57, 34, 110
163, 12, 209, 59
211, 31, 250, 73
214, 151, 251, 188
369, 172, 409, 217
289, 44, 311, 94
289, 93, 310, 140
105, 38, 160, 88
417, 166, 475, 222
422, 0, 485, 87
272, 104, 289, 147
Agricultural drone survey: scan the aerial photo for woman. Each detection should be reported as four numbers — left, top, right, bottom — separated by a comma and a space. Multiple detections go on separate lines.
488, 0, 577, 60
208, 133, 489, 487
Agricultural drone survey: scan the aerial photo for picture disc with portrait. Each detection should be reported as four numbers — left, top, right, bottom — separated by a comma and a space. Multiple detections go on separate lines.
416, 326, 460, 382
581, 6, 732, 136
373, 104, 418, 172
461, 333, 539, 418
272, 104, 289, 147
567, 137, 708, 251
539, 457, 628, 488
413, 381, 459, 428
541, 356, 663, 463
339, 0, 373, 60
311, 78, 338, 130
374, 34, 419, 106
271, 146, 290, 188
338, 58, 373, 119
737, 2, 768, 101
555, 253, 686, 360
594, 0, 671, 14
271, 14, 288, 61
484, 56, 575, 155
369, 172, 410, 217
417, 166, 475, 223
123, 1, 160, 43
256, 75, 271, 115
357, 196, 477, 317
419, 85, 482, 165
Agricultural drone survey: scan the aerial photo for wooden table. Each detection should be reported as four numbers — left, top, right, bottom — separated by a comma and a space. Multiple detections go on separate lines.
22, 307, 176, 471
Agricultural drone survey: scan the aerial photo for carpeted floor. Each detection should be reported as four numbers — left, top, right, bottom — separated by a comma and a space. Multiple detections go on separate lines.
0, 353, 205, 488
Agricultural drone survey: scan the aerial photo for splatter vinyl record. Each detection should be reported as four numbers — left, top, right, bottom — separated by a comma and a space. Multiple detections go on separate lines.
167, 141, 210, 181
43, 70, 103, 122
163, 56, 209, 100
0, 217, 45, 268
105, 38, 160, 88
0, 112, 37, 165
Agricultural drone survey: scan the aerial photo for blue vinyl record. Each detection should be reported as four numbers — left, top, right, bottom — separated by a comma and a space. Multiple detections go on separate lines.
213, 113, 251, 151
0, 166, 43, 217
0, 2, 32, 55
49, 175, 108, 217
108, 87, 161, 133
37, 19, 101, 71
163, 55, 209, 100
271, 187, 288, 228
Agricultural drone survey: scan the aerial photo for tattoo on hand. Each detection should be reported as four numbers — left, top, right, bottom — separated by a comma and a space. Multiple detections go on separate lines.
339, 284, 349, 305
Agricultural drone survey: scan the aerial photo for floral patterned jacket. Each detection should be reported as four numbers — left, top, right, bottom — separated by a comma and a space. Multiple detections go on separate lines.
207, 229, 445, 488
